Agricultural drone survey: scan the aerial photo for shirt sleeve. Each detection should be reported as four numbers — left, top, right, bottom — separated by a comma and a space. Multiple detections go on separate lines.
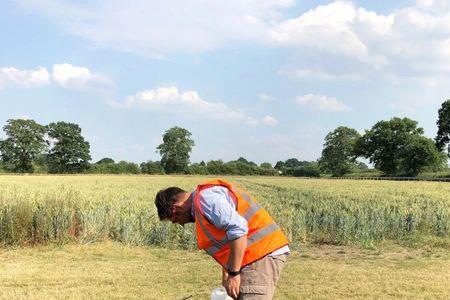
198, 186, 248, 241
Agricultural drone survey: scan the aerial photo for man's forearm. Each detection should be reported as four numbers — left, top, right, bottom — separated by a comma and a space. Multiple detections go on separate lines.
227, 235, 247, 271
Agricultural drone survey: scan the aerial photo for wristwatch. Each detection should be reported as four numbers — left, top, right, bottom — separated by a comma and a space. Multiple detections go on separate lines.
227, 268, 241, 277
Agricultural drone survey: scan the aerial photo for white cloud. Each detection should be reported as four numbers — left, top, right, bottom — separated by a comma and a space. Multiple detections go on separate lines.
0, 63, 113, 93
269, 2, 389, 68
262, 115, 278, 126
112, 86, 261, 125
296, 94, 350, 112
17, 1, 450, 66
0, 66, 50, 89
278, 68, 363, 81
52, 63, 113, 92
271, 1, 450, 88
16, 1, 450, 89
52, 63, 90, 85
270, 1, 450, 88
416, 0, 450, 12
18, 0, 294, 58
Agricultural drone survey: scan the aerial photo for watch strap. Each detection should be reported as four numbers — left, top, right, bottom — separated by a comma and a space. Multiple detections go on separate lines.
227, 269, 241, 277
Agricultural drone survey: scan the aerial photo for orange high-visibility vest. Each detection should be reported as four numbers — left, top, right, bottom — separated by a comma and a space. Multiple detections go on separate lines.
193, 179, 289, 269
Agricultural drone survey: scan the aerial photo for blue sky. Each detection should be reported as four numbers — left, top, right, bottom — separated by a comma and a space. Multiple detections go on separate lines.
1, 0, 449, 164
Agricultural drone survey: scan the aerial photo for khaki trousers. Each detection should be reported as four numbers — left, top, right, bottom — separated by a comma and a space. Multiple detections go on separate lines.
238, 254, 287, 300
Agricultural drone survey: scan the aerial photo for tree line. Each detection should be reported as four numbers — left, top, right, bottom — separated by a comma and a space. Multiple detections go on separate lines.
1, 99, 449, 177
318, 100, 450, 176
0, 121, 302, 176
0, 119, 91, 173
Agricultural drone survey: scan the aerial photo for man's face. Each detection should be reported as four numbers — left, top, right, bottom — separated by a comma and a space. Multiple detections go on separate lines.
170, 200, 191, 226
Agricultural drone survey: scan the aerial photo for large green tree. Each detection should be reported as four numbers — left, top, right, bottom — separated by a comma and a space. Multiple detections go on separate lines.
157, 126, 195, 173
46, 121, 91, 173
401, 135, 443, 176
355, 117, 442, 176
0, 119, 47, 173
319, 126, 361, 176
436, 99, 450, 155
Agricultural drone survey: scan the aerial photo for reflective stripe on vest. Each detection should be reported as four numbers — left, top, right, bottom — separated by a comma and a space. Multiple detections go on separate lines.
200, 202, 262, 255
206, 222, 280, 256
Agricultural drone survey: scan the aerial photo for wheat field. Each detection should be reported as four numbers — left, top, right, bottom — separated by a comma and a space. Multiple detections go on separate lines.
0, 175, 449, 248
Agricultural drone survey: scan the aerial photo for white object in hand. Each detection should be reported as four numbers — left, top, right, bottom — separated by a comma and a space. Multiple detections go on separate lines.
211, 287, 234, 300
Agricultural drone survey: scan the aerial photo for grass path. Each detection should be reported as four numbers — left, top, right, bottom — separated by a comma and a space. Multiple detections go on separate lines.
0, 242, 449, 299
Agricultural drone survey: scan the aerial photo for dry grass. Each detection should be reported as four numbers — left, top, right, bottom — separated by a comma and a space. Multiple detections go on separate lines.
0, 242, 449, 299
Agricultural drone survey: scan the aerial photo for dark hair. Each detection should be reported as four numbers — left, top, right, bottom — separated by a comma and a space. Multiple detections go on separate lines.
154, 187, 186, 220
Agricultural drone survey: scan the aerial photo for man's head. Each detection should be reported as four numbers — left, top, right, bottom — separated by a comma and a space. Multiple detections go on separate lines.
154, 187, 193, 226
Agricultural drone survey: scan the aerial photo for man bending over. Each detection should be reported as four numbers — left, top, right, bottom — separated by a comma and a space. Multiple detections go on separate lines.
154, 179, 289, 299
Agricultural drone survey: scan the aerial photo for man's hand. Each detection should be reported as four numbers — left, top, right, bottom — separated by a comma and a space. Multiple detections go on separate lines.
224, 274, 241, 299
222, 269, 229, 288
224, 235, 246, 299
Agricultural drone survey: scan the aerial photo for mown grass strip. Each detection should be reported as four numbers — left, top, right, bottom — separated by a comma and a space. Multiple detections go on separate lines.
0, 242, 449, 299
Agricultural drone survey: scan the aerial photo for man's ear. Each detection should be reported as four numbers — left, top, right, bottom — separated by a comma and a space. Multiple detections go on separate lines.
173, 193, 187, 205
173, 200, 182, 208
